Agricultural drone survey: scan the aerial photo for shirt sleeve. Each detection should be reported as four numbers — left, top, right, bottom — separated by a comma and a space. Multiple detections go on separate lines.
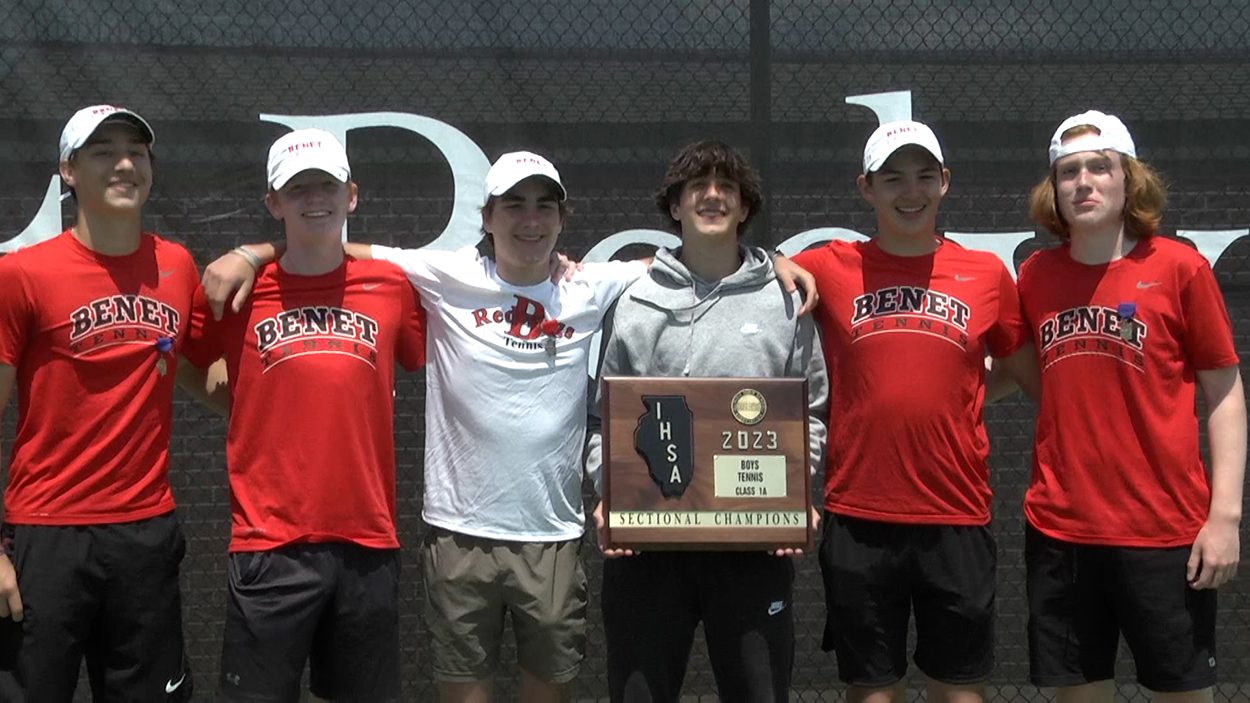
172, 244, 201, 344
790, 247, 821, 274
585, 298, 633, 497
181, 284, 225, 369
1180, 259, 1239, 370
985, 261, 1029, 358
790, 247, 833, 316
0, 256, 33, 366
584, 260, 649, 310
797, 313, 829, 476
371, 244, 441, 293
395, 276, 427, 372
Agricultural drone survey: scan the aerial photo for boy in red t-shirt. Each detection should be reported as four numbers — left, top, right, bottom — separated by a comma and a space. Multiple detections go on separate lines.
1018, 110, 1245, 702
183, 129, 425, 702
793, 120, 1034, 703
0, 105, 211, 701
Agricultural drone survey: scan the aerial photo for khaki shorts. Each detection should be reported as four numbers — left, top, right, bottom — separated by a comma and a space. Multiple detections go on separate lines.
422, 527, 588, 683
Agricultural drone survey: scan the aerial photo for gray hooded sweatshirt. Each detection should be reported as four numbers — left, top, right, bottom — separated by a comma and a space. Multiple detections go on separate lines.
586, 245, 828, 495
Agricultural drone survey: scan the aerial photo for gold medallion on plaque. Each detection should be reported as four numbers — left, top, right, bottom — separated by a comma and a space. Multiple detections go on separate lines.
730, 388, 767, 425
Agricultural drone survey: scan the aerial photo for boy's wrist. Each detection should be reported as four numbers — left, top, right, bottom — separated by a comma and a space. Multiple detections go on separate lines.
229, 246, 263, 270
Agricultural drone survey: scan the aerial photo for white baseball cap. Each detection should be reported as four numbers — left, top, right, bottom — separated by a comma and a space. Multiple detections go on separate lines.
1048, 110, 1137, 165
862, 120, 944, 174
267, 128, 351, 190
485, 151, 567, 202
59, 104, 155, 161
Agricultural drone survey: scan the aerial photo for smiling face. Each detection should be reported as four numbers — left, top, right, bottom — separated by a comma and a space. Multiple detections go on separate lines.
60, 120, 152, 215
857, 145, 950, 241
264, 169, 358, 239
669, 169, 749, 244
481, 176, 564, 284
1053, 149, 1127, 237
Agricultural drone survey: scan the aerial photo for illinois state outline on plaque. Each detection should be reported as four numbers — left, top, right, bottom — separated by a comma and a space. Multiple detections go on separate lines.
633, 395, 694, 498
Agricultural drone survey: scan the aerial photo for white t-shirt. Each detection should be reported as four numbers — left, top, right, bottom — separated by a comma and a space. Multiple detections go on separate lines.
373, 245, 646, 541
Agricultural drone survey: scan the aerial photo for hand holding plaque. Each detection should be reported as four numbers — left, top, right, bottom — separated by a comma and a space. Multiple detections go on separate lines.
600, 377, 811, 551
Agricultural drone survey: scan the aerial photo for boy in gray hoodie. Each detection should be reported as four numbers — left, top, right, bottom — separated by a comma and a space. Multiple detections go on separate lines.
586, 141, 828, 702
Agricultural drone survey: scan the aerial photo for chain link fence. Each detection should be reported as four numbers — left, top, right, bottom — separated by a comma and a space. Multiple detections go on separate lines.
2, 1, 1249, 700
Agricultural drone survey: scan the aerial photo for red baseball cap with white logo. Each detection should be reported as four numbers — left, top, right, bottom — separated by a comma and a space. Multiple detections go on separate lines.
59, 104, 155, 161
267, 128, 351, 190
862, 120, 945, 174
485, 151, 567, 202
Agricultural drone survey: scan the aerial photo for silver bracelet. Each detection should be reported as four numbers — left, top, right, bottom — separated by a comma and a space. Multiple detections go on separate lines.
230, 246, 263, 271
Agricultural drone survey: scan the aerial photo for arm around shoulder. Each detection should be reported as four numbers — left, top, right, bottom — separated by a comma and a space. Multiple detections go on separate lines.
344, 241, 373, 260
201, 241, 284, 320
772, 252, 818, 316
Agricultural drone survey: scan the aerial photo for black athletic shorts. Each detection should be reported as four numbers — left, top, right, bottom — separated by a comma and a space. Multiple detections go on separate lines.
0, 513, 192, 702
601, 550, 795, 703
1026, 524, 1217, 692
818, 513, 996, 686
217, 542, 401, 702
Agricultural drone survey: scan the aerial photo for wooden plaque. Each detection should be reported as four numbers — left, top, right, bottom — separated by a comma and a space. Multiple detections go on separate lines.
601, 377, 811, 550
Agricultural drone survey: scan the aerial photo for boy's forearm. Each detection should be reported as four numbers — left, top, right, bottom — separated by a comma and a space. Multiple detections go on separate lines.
176, 357, 230, 418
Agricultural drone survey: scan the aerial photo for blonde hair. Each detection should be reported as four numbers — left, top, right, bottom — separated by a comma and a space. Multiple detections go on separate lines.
1028, 125, 1166, 239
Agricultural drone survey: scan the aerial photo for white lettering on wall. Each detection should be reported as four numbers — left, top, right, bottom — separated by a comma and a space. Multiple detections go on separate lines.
1180, 229, 1250, 269
1, 177, 61, 253
845, 91, 913, 124
260, 112, 489, 249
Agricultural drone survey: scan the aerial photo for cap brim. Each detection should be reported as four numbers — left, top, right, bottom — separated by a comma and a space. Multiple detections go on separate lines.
61, 110, 156, 162
488, 174, 567, 201
865, 143, 943, 173
270, 164, 351, 190
99, 113, 155, 144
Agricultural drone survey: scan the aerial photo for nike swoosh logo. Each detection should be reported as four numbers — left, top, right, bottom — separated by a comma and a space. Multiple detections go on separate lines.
165, 671, 187, 693
362, 283, 381, 290
767, 600, 786, 616
159, 269, 175, 278
1136, 281, 1162, 289
953, 274, 976, 282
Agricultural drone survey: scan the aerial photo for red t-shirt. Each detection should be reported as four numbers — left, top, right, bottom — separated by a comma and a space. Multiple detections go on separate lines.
794, 238, 1028, 525
1017, 236, 1238, 547
184, 257, 425, 552
0, 231, 198, 524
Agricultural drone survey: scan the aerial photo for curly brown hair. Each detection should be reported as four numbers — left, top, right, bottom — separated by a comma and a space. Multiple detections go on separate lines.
654, 141, 763, 236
